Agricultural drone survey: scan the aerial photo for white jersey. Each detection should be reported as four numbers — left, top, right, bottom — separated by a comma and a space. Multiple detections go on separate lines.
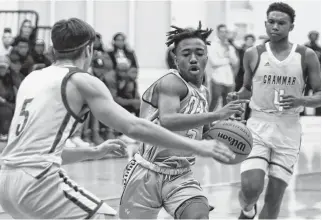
249, 42, 307, 115
0, 66, 89, 177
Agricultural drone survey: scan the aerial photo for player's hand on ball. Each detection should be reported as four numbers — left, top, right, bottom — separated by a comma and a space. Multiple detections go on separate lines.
216, 99, 249, 119
227, 92, 239, 103
93, 139, 127, 159
279, 95, 304, 109
199, 140, 236, 163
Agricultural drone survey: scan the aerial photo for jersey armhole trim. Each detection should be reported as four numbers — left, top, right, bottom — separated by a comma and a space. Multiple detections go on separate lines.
61, 68, 88, 123
253, 45, 263, 74
141, 71, 189, 109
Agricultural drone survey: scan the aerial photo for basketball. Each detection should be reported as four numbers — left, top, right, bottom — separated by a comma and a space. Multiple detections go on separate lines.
203, 120, 253, 165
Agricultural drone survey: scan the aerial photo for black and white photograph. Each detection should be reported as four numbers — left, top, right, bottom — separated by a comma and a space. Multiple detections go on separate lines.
0, 0, 320, 219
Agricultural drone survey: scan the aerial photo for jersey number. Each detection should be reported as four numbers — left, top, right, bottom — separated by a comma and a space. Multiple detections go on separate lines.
16, 98, 33, 136
274, 89, 284, 111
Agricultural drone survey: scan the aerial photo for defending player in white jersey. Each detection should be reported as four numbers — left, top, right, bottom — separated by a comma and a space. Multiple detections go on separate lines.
228, 2, 321, 219
0, 18, 236, 219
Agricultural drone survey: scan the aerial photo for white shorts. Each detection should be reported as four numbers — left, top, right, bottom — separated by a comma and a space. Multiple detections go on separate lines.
0, 165, 116, 219
241, 111, 302, 184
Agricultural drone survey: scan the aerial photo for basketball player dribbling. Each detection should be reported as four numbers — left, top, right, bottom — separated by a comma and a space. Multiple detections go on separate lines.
0, 18, 237, 219
228, 2, 321, 219
119, 23, 248, 219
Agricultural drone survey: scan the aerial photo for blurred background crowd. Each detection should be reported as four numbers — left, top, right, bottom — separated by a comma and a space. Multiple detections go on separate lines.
0, 1, 320, 157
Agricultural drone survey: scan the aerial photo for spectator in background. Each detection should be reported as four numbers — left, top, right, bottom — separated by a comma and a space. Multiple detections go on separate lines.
30, 39, 52, 71
90, 51, 118, 142
115, 64, 140, 117
235, 34, 256, 121
206, 24, 239, 111
0, 55, 21, 141
94, 32, 105, 52
9, 37, 34, 78
44, 46, 55, 63
235, 34, 256, 91
107, 32, 138, 70
303, 31, 321, 116
0, 28, 13, 56
12, 19, 37, 52
305, 31, 321, 63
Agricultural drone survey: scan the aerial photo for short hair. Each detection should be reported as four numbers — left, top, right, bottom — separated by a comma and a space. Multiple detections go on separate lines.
51, 18, 96, 60
267, 2, 296, 23
166, 21, 213, 52
217, 24, 226, 31
113, 32, 126, 41
3, 28, 11, 34
308, 30, 319, 38
244, 34, 255, 41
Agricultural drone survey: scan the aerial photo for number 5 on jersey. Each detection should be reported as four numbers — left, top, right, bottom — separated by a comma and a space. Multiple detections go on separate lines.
16, 98, 34, 136
274, 89, 284, 111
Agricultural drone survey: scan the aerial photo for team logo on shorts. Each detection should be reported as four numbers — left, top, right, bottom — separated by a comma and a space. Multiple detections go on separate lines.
122, 159, 138, 188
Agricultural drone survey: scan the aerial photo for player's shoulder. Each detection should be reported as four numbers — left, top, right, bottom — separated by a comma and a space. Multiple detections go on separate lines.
243, 46, 258, 60
295, 44, 318, 61
68, 71, 99, 91
157, 69, 188, 96
303, 46, 317, 57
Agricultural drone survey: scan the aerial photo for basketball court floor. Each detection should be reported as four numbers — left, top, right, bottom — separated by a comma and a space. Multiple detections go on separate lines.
0, 117, 320, 219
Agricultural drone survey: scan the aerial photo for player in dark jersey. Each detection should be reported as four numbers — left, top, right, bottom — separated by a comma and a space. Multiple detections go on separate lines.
119, 22, 248, 219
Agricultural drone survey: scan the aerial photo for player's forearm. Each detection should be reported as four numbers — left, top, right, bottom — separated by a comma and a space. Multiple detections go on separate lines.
61, 146, 96, 165
237, 87, 252, 100
301, 91, 321, 108
127, 118, 202, 153
159, 112, 222, 131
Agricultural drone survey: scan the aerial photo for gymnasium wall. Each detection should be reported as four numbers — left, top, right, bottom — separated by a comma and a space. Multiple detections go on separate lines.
2, 0, 320, 69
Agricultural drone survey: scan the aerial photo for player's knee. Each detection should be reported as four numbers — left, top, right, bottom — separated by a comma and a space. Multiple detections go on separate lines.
241, 170, 265, 199
175, 196, 209, 219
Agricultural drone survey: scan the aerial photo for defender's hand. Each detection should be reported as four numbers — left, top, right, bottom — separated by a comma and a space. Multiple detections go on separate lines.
216, 99, 249, 120
279, 95, 305, 109
227, 92, 239, 103
198, 139, 235, 163
92, 139, 127, 159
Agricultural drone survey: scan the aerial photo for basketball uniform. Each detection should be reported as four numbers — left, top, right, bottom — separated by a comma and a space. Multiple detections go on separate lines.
119, 69, 209, 219
0, 66, 116, 219
241, 43, 307, 183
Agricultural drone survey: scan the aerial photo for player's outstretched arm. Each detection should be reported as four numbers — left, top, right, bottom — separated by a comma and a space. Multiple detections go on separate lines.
157, 74, 247, 131
280, 48, 321, 109
72, 73, 235, 162
62, 139, 127, 165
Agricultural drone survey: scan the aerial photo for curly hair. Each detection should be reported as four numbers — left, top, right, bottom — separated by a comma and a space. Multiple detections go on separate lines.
165, 21, 213, 51
267, 2, 296, 23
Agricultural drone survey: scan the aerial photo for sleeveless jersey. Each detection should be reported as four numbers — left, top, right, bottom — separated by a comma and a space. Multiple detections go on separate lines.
249, 43, 307, 115
0, 66, 89, 177
139, 69, 209, 169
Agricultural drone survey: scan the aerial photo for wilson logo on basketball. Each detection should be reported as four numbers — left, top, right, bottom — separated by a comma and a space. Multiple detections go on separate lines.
217, 132, 246, 152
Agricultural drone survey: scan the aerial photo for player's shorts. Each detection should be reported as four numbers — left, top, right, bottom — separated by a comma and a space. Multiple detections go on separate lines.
0, 164, 116, 219
119, 154, 209, 219
241, 111, 302, 184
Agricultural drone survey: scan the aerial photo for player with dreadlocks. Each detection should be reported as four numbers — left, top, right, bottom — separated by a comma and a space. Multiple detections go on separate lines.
119, 21, 248, 219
